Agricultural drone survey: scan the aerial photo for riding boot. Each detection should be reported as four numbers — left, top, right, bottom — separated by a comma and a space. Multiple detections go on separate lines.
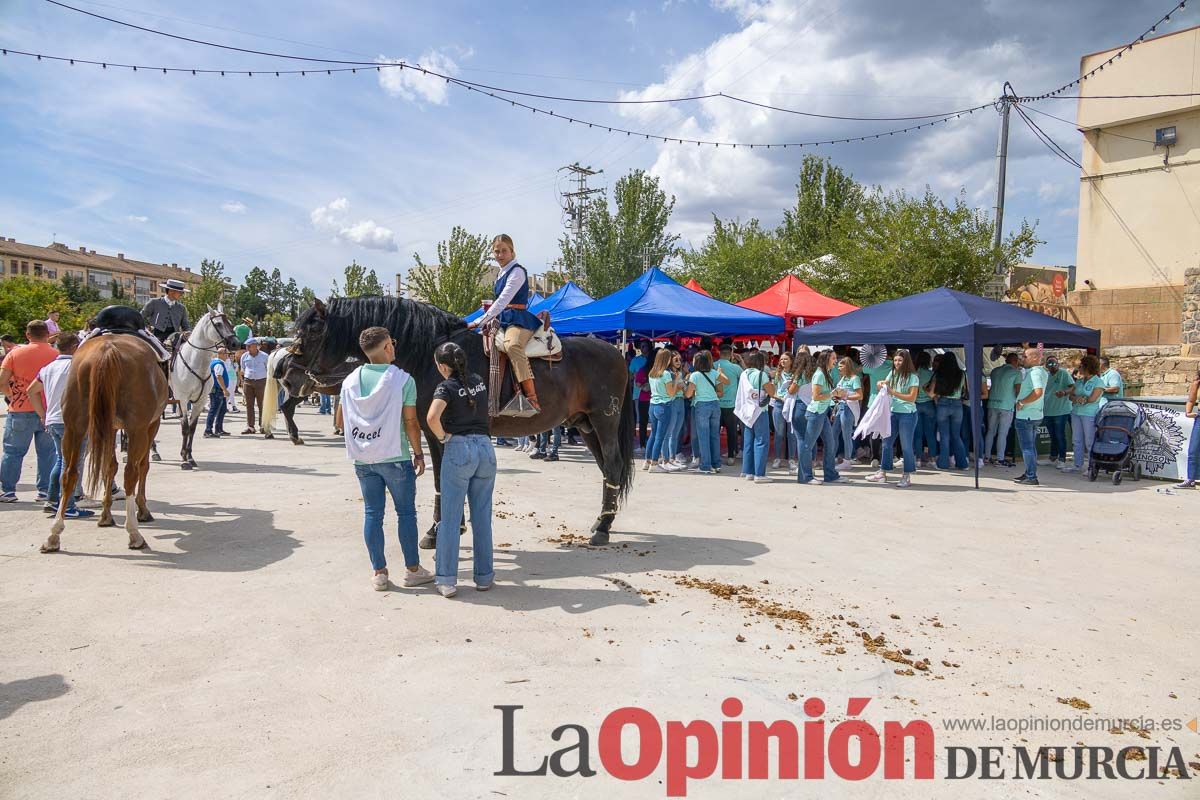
519, 378, 540, 411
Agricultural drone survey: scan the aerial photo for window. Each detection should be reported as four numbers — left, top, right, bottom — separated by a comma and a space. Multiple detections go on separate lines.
20, 261, 28, 275
46, 269, 57, 280
33, 263, 43, 277
8, 260, 15, 275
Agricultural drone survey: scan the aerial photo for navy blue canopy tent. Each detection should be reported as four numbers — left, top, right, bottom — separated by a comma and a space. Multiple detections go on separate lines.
792, 288, 1101, 487
462, 291, 544, 323
553, 267, 785, 337
529, 281, 593, 315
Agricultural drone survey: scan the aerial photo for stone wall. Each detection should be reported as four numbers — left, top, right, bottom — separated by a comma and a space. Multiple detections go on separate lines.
1066, 284, 1184, 348
1043, 345, 1198, 397
1182, 267, 1200, 357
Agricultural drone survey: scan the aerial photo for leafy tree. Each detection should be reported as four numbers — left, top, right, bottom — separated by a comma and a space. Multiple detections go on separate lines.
61, 274, 100, 305
108, 279, 126, 300
263, 267, 287, 315
0, 278, 69, 339
407, 226, 492, 315
672, 216, 790, 302
777, 155, 862, 265
183, 258, 230, 322
806, 187, 1041, 306
282, 277, 301, 317
561, 169, 680, 297
332, 260, 383, 297
299, 285, 317, 311
233, 266, 270, 320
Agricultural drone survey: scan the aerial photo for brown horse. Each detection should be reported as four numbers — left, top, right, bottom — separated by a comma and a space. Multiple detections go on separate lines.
41, 334, 168, 553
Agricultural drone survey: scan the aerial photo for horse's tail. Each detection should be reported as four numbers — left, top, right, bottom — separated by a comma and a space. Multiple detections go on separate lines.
262, 370, 279, 432
84, 343, 121, 496
614, 380, 636, 504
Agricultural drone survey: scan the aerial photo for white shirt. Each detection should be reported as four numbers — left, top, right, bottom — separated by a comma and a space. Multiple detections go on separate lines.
240, 350, 269, 380
224, 357, 238, 389
37, 355, 73, 426
478, 262, 526, 327
340, 365, 413, 463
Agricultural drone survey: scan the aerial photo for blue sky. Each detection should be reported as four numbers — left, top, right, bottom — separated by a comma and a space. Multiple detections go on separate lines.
0, 0, 1190, 294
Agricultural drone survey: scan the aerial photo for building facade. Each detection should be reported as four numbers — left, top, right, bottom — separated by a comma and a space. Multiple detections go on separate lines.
0, 237, 201, 306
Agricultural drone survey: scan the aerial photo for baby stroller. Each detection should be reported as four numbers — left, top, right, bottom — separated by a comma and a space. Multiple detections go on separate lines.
1088, 400, 1144, 485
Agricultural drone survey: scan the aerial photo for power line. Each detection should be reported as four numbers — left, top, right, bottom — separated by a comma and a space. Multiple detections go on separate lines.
1012, 103, 1081, 169
1017, 103, 1157, 144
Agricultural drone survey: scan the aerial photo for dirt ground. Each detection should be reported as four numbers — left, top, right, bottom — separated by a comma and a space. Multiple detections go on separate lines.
0, 404, 1195, 799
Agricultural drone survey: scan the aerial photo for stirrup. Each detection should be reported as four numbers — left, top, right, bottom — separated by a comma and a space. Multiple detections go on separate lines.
498, 393, 538, 418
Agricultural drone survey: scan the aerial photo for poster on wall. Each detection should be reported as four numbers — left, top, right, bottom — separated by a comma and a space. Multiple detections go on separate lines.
1132, 402, 1192, 480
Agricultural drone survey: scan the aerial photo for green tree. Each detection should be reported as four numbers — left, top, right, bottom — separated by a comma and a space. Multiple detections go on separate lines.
61, 274, 100, 305
299, 285, 317, 311
672, 216, 790, 302
183, 258, 230, 321
806, 187, 1041, 306
407, 226, 492, 315
561, 169, 680, 297
777, 155, 862, 265
233, 266, 270, 320
331, 260, 383, 297
0, 278, 69, 339
263, 267, 287, 315
282, 277, 301, 317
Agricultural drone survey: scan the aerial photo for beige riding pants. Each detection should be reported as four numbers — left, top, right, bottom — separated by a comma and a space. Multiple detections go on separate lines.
500, 326, 535, 382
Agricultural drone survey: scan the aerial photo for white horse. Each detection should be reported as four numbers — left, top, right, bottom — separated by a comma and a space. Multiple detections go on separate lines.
170, 306, 240, 469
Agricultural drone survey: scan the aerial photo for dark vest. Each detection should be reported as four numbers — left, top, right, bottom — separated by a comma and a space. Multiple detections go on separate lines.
494, 262, 540, 331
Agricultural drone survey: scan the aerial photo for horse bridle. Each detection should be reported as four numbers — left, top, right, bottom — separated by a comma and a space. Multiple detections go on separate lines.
175, 310, 236, 398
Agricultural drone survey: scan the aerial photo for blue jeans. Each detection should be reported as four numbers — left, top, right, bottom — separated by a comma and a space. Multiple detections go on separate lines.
790, 404, 810, 481
319, 394, 332, 414
645, 403, 672, 462
770, 405, 792, 460
1015, 417, 1039, 479
984, 407, 1014, 461
1187, 418, 1200, 481
834, 401, 855, 460
353, 460, 419, 572
935, 398, 968, 470
693, 401, 720, 471
883, 410, 917, 474
46, 423, 82, 511
803, 410, 840, 482
1072, 414, 1097, 469
1, 411, 55, 495
742, 412, 770, 477
204, 391, 227, 434
536, 427, 562, 455
1045, 414, 1069, 462
435, 434, 496, 587
915, 401, 937, 460
666, 397, 685, 460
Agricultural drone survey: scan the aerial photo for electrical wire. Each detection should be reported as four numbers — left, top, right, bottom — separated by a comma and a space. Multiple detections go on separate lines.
1017, 103, 1157, 144
1012, 102, 1081, 168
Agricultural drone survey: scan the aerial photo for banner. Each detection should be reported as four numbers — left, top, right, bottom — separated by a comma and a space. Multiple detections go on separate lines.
1132, 402, 1192, 480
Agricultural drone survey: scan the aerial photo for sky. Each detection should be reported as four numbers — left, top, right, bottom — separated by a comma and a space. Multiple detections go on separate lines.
0, 0, 1191, 295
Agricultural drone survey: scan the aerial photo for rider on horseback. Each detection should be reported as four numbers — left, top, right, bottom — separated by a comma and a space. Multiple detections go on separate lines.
466, 234, 541, 411
141, 278, 192, 347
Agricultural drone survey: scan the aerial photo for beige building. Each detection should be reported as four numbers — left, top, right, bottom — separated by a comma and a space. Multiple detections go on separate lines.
1072, 25, 1198, 346
0, 237, 200, 306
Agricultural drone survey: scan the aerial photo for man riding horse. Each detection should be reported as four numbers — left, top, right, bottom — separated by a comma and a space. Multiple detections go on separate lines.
466, 234, 541, 411
142, 278, 192, 346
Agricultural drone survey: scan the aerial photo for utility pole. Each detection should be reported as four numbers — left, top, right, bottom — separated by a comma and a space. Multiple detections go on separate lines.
559, 162, 603, 282
987, 82, 1015, 300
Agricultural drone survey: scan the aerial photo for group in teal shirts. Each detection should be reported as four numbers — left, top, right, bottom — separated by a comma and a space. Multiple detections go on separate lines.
866, 349, 921, 487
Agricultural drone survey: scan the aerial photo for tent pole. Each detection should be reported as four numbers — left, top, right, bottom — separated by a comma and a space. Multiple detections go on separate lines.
966, 337, 982, 489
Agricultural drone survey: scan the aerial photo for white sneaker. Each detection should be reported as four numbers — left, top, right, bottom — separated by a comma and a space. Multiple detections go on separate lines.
437, 584, 457, 598
865, 471, 887, 483
897, 474, 912, 488
643, 461, 652, 471
1037, 458, 1051, 466
371, 572, 389, 591
109, 488, 126, 501
789, 459, 799, 470
690, 457, 700, 467
651, 464, 670, 473
665, 462, 687, 472
1061, 464, 1079, 473
754, 476, 771, 484
835, 459, 852, 470
402, 566, 434, 587
771, 458, 782, 469
870, 459, 880, 469
743, 474, 754, 481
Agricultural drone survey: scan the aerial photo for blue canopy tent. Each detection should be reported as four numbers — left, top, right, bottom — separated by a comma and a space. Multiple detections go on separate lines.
791, 288, 1101, 488
553, 267, 785, 337
462, 291, 544, 323
529, 281, 593, 315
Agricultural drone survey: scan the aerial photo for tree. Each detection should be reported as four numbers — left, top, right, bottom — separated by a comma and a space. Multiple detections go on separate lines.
805, 187, 1041, 306
61, 274, 100, 305
407, 226, 492, 315
183, 258, 229, 321
0, 278, 69, 339
299, 286, 317, 311
263, 267, 287, 315
672, 216, 790, 302
233, 266, 270, 320
777, 155, 862, 265
332, 260, 383, 297
282, 277, 301, 317
561, 169, 680, 297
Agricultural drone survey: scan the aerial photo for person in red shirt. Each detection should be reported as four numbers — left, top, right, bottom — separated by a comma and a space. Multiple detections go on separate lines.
0, 320, 59, 502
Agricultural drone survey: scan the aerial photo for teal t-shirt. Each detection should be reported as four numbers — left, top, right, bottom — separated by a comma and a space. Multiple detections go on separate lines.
886, 370, 920, 413
863, 364, 891, 401
988, 365, 1021, 412
1100, 368, 1124, 407
649, 370, 674, 404
916, 367, 933, 403
807, 370, 832, 414
1015, 366, 1048, 421
716, 359, 743, 408
1072, 376, 1104, 417
836, 374, 862, 398
1043, 369, 1074, 417
830, 365, 841, 385
771, 371, 794, 408
688, 369, 721, 404
743, 368, 770, 400
352, 364, 418, 465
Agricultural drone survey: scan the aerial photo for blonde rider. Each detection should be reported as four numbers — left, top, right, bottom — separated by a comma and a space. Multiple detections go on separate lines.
467, 234, 542, 410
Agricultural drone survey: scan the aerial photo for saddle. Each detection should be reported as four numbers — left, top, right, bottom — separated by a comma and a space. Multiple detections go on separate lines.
491, 314, 563, 361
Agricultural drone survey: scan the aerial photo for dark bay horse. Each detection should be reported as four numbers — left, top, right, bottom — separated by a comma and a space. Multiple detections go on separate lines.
42, 333, 168, 553
291, 297, 634, 545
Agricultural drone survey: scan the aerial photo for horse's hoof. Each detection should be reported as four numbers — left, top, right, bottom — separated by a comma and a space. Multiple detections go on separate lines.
97, 517, 115, 528
292, 438, 304, 446
151, 453, 162, 462
419, 533, 436, 550
589, 530, 611, 546
137, 512, 154, 523
40, 540, 60, 554
180, 462, 193, 470
128, 536, 146, 550
264, 432, 274, 440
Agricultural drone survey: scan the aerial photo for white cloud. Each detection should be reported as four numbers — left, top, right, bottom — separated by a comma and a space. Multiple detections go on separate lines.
127, 214, 149, 223
221, 201, 247, 214
376, 49, 461, 105
310, 197, 398, 252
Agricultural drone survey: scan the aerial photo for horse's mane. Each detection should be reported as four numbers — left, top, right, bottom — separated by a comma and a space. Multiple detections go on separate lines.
317, 296, 467, 368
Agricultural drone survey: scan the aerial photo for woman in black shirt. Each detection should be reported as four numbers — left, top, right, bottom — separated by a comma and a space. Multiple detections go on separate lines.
426, 342, 495, 598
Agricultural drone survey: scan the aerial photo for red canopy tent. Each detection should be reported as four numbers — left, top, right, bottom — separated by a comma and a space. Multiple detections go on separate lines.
684, 278, 712, 297
736, 275, 858, 330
